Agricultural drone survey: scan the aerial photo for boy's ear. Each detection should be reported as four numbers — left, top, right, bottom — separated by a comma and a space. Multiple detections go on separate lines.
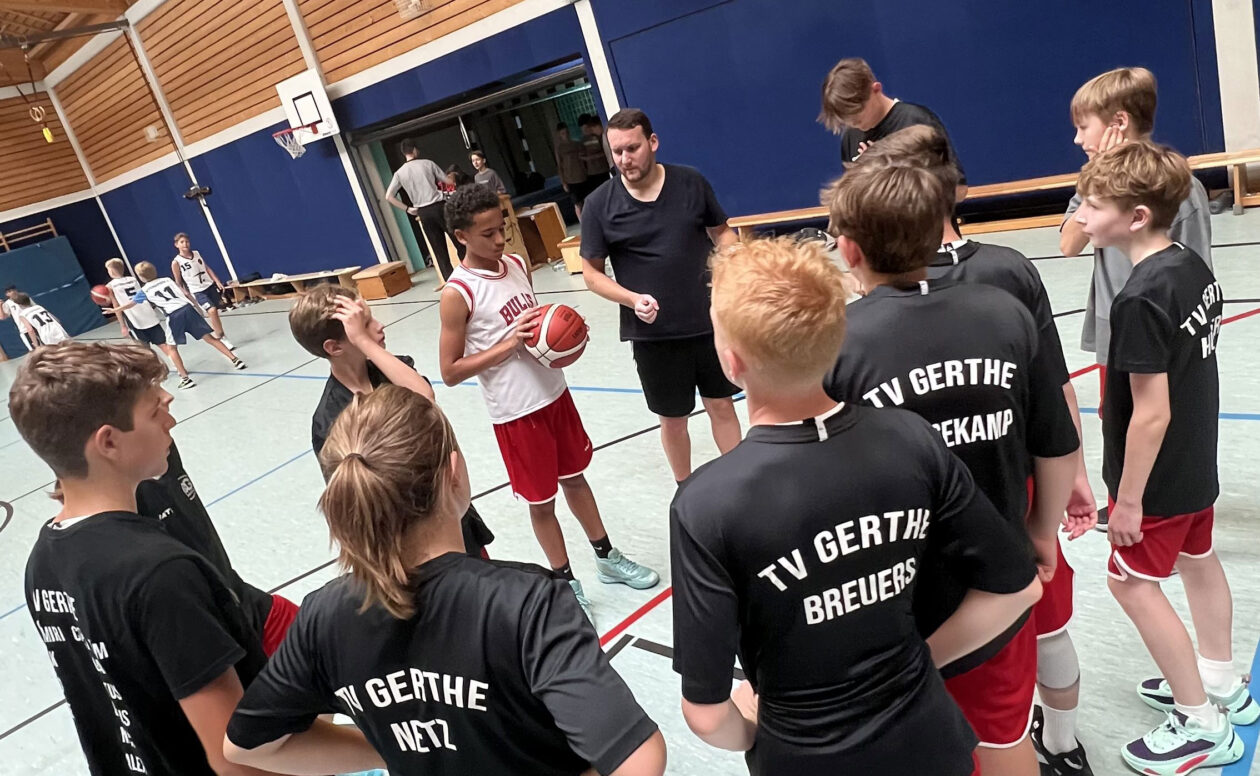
322, 337, 343, 358
835, 234, 864, 271
453, 227, 468, 247
1112, 111, 1131, 132
1129, 204, 1155, 233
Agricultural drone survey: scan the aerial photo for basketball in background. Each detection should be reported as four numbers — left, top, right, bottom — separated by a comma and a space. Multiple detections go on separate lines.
90, 285, 112, 307
525, 304, 587, 368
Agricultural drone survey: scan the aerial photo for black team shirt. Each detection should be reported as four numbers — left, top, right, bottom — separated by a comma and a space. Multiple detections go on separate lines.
136, 443, 273, 635
311, 354, 494, 555
1103, 243, 1221, 515
579, 164, 727, 341
930, 240, 1071, 388
671, 403, 1035, 775
840, 101, 967, 183
25, 513, 265, 776
228, 553, 658, 775
825, 279, 1078, 674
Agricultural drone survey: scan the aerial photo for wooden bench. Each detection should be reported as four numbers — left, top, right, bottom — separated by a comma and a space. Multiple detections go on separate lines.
728, 147, 1260, 237
232, 266, 362, 300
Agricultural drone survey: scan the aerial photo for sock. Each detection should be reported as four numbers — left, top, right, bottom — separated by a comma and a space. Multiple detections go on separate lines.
553, 563, 574, 581
590, 535, 613, 558
1175, 700, 1225, 732
1198, 655, 1239, 697
1041, 705, 1079, 755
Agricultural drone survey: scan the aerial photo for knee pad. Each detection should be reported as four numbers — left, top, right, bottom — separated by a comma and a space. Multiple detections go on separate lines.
1037, 630, 1080, 690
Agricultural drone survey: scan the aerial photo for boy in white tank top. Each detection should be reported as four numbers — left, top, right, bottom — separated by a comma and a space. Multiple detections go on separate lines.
11, 291, 70, 346
438, 184, 660, 624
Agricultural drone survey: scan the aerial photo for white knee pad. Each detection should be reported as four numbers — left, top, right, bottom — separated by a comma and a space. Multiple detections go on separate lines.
1037, 630, 1080, 690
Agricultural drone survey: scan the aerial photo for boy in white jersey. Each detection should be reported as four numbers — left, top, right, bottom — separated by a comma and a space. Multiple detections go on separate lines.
114, 262, 245, 372
10, 291, 70, 346
1, 285, 34, 351
171, 233, 234, 350
438, 184, 659, 624
104, 259, 196, 389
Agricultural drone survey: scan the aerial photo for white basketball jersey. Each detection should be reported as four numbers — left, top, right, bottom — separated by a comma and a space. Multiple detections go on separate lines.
141, 278, 192, 314
20, 304, 69, 345
447, 254, 567, 423
174, 251, 213, 292
108, 276, 161, 329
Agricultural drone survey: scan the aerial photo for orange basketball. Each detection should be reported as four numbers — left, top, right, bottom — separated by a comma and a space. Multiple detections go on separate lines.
525, 303, 587, 369
90, 284, 112, 307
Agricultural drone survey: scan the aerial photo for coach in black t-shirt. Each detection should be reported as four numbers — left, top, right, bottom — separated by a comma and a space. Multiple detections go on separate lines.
580, 108, 742, 482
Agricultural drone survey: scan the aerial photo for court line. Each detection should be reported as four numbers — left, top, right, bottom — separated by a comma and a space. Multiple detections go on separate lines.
615, 635, 747, 682
1052, 308, 1085, 319
604, 633, 635, 660
599, 587, 674, 647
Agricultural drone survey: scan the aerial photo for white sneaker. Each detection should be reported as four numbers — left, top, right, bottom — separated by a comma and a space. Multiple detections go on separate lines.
219, 336, 236, 351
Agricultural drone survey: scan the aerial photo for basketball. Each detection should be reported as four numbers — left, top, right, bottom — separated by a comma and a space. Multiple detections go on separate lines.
524, 304, 587, 368
90, 284, 112, 307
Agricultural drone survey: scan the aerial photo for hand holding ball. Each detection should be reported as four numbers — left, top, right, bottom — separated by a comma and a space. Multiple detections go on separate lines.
524, 304, 588, 368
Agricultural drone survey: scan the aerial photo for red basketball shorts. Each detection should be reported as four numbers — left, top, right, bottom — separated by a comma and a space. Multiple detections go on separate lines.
944, 618, 1038, 748
1106, 500, 1215, 581
493, 389, 593, 504
262, 594, 300, 656
1024, 477, 1074, 637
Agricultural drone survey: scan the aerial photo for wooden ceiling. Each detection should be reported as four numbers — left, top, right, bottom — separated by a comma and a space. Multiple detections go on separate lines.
0, 1, 132, 88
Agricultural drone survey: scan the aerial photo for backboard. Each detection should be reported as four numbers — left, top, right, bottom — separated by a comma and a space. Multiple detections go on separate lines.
275, 70, 338, 144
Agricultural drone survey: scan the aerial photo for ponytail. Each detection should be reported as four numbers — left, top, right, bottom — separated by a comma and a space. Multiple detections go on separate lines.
318, 385, 457, 619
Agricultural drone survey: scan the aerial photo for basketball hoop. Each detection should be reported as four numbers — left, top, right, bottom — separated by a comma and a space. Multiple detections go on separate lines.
273, 122, 320, 159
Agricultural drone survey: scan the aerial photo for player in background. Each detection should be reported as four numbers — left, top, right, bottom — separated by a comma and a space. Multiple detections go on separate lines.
11, 291, 71, 346
224, 386, 666, 776
439, 184, 660, 625
855, 125, 1098, 775
171, 233, 235, 350
672, 236, 1041, 774
1, 285, 34, 351
104, 258, 196, 389
1075, 142, 1252, 775
114, 261, 246, 372
288, 283, 495, 558
12, 341, 323, 776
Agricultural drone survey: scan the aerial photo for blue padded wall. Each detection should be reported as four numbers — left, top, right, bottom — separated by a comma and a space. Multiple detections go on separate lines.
190, 121, 378, 278
0, 198, 118, 287
99, 165, 224, 280
592, 0, 1224, 216
0, 236, 104, 356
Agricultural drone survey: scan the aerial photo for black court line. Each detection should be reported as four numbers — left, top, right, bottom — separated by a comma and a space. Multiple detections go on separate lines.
0, 500, 12, 536
0, 699, 65, 742
1052, 308, 1086, 319
621, 636, 746, 682
604, 633, 635, 660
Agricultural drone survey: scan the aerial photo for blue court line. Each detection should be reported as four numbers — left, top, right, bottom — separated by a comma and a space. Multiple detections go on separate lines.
1220, 637, 1260, 774
184, 369, 646, 394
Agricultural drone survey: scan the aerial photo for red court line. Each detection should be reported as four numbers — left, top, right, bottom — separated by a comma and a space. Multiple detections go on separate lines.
1069, 363, 1100, 380
600, 586, 673, 646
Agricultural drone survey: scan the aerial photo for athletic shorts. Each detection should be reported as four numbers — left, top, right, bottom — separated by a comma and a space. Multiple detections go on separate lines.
493, 390, 593, 504
193, 285, 223, 310
944, 618, 1037, 748
1024, 478, 1074, 637
131, 323, 169, 347
1106, 501, 1214, 581
262, 594, 299, 656
166, 305, 212, 345
632, 333, 740, 417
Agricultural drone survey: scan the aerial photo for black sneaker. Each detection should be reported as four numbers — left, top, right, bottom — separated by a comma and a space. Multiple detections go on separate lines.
1031, 705, 1094, 775
1093, 503, 1108, 532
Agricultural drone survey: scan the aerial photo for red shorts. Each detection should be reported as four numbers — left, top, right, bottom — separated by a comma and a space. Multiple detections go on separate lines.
493, 390, 593, 504
1098, 364, 1106, 407
262, 594, 299, 656
944, 618, 1037, 748
1034, 540, 1074, 637
1106, 501, 1215, 581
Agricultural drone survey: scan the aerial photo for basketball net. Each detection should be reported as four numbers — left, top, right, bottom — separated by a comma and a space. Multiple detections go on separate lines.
273, 123, 320, 159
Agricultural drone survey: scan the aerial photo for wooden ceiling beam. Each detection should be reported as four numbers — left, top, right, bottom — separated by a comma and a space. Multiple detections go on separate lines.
0, 1, 126, 14
27, 12, 85, 58
0, 46, 47, 81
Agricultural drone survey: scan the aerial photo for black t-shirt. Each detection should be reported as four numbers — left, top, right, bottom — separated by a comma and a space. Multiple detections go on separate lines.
25, 512, 265, 776
840, 101, 966, 182
136, 443, 273, 636
825, 280, 1078, 673
311, 356, 493, 554
671, 403, 1034, 775
1103, 244, 1221, 515
228, 553, 657, 776
579, 164, 728, 341
930, 240, 1071, 388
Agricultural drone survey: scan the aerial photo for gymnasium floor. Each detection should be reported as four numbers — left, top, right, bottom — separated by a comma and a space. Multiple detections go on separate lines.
1, 214, 1259, 776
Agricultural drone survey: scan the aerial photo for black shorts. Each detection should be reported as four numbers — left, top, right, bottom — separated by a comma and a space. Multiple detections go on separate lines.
131, 323, 169, 347
193, 285, 223, 310
632, 334, 740, 418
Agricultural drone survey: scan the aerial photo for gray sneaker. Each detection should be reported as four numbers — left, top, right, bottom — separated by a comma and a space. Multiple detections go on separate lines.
569, 580, 594, 626
595, 548, 661, 590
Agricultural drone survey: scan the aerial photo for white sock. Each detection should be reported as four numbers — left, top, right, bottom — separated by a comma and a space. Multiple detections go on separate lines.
1175, 700, 1225, 732
1198, 655, 1239, 697
1041, 705, 1078, 754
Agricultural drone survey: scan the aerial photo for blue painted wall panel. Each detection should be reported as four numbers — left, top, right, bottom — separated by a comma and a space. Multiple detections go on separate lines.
0, 236, 104, 356
0, 198, 118, 287
190, 121, 378, 278
99, 165, 224, 281
599, 0, 1223, 216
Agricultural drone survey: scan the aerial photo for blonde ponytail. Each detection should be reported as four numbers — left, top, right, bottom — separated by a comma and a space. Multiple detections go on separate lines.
318, 385, 458, 619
